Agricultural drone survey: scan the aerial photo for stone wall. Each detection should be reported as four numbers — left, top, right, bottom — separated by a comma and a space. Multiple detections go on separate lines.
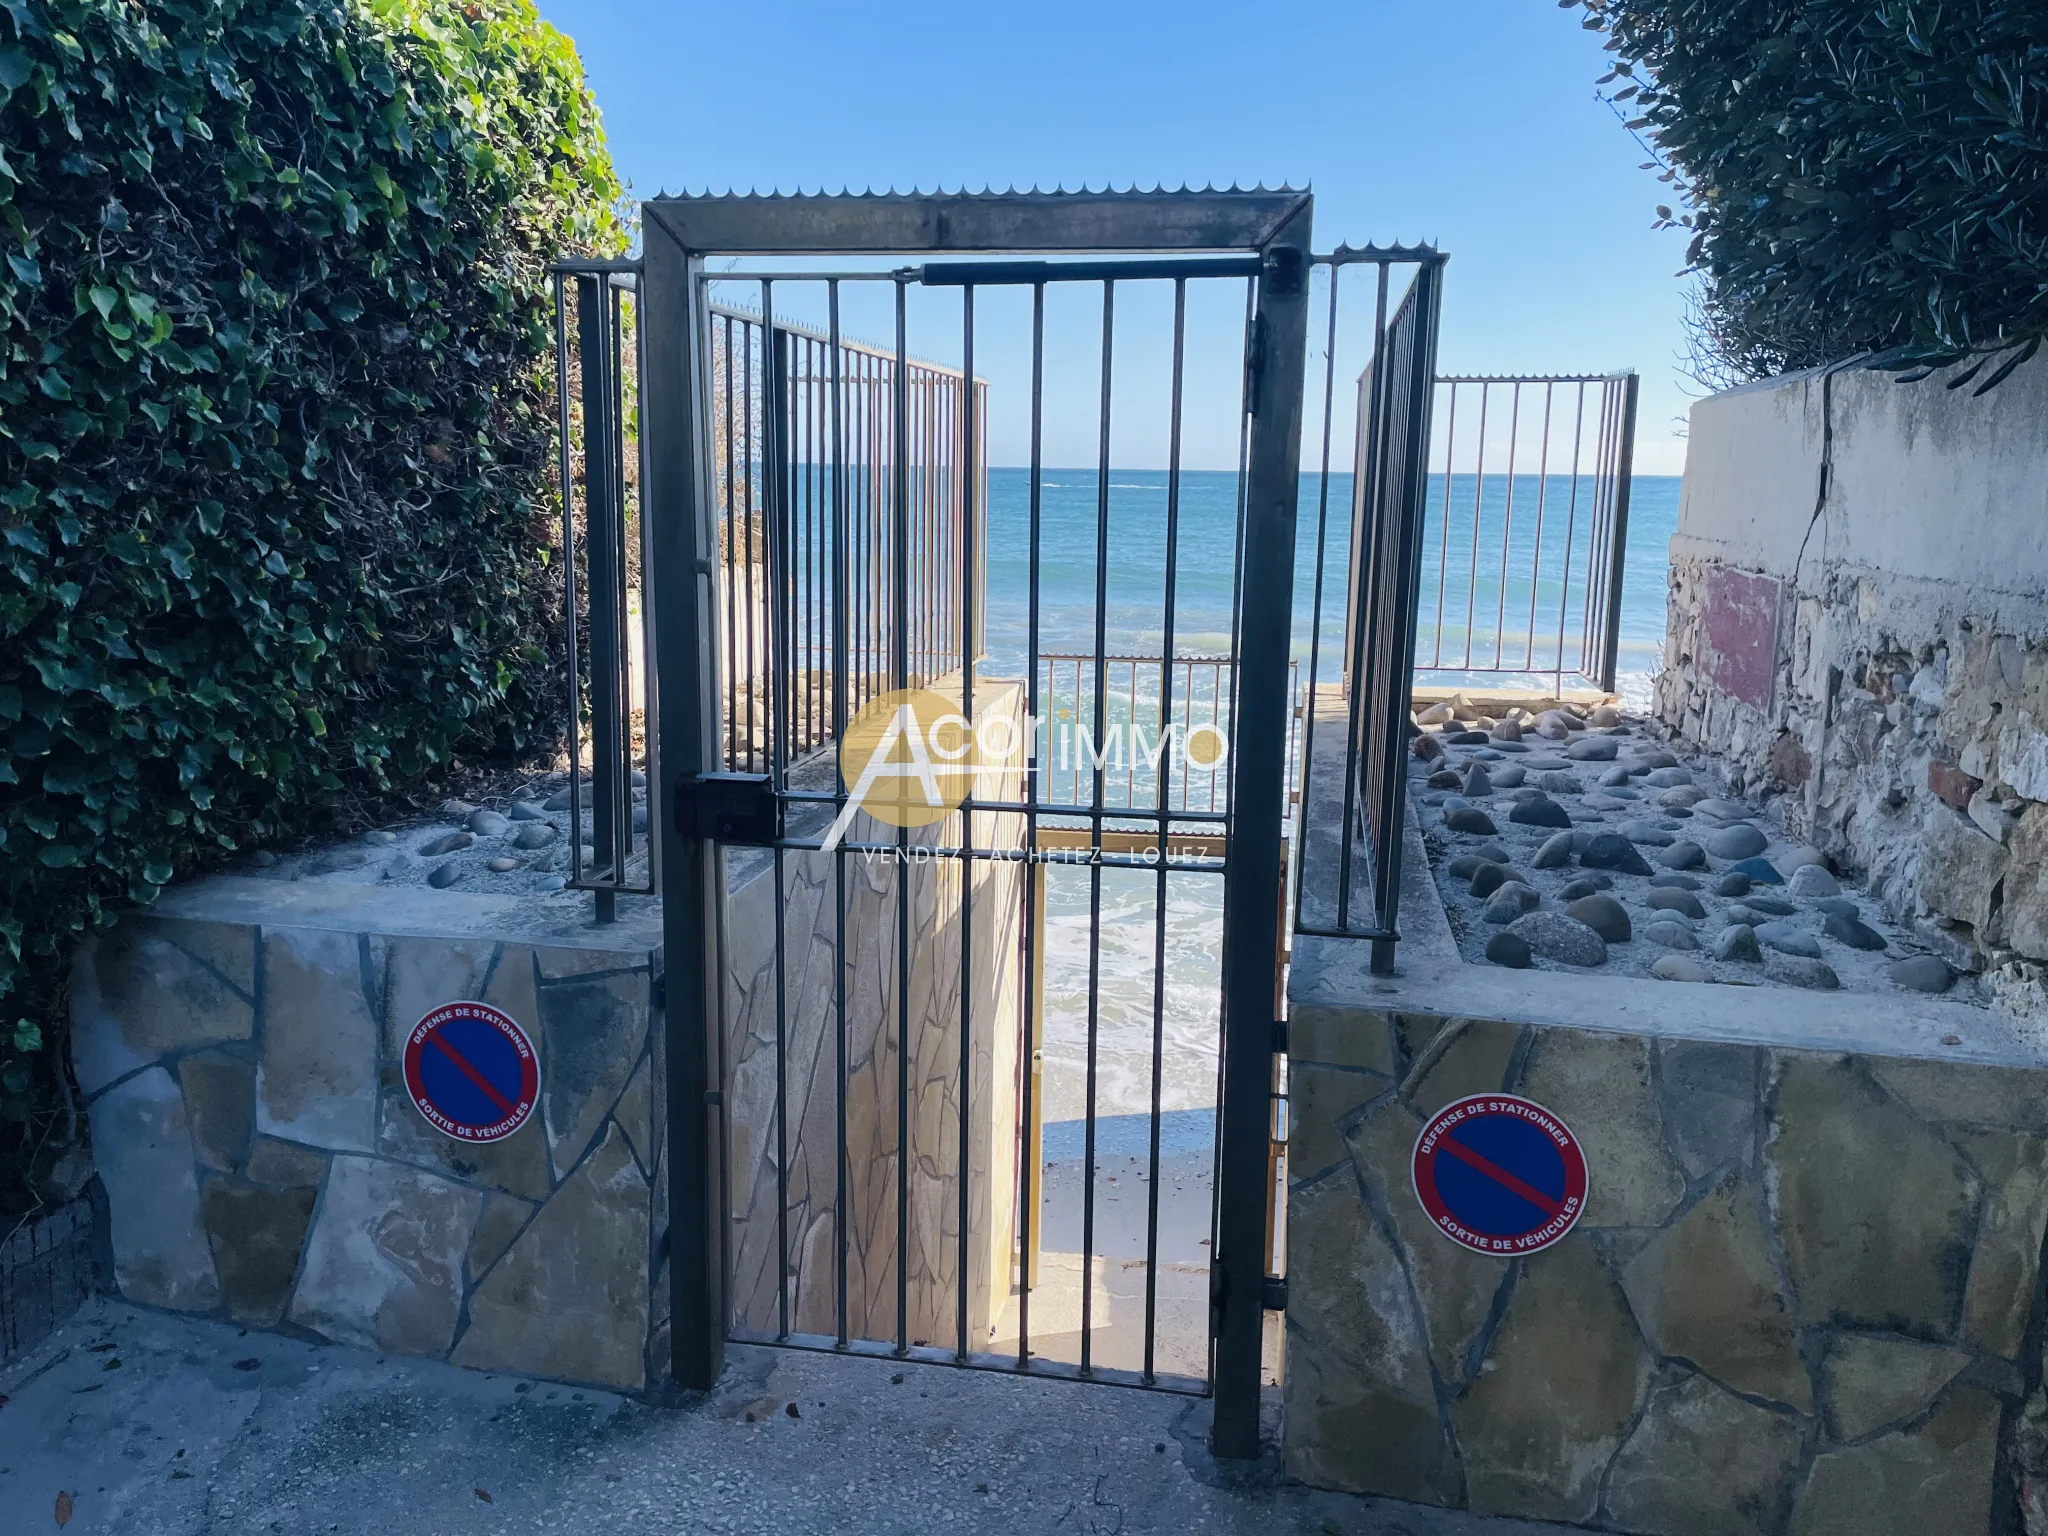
1, 1189, 106, 1364
1285, 793, 2048, 1534
71, 880, 665, 1391
1654, 351, 2048, 1002
724, 681, 1027, 1351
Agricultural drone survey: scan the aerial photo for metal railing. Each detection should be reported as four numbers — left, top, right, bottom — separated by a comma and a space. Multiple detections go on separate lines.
708, 301, 988, 774
1411, 372, 1639, 693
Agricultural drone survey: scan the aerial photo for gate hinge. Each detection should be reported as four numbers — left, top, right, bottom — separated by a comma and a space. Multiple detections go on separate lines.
1270, 1018, 1289, 1057
1243, 314, 1267, 418
673, 771, 780, 845
1262, 1275, 1288, 1313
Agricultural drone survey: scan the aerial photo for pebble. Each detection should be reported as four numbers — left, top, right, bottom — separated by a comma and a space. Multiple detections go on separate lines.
1648, 873, 1701, 891
1630, 750, 1679, 771
1713, 924, 1762, 962
535, 875, 569, 892
510, 800, 551, 821
1744, 895, 1796, 917
631, 769, 648, 787
1490, 765, 1527, 788
1644, 767, 1693, 788
1558, 874, 1612, 899
544, 787, 578, 811
364, 829, 398, 846
419, 830, 474, 857
1528, 832, 1574, 871
1509, 796, 1573, 829
1587, 705, 1625, 727
1713, 872, 1753, 897
1444, 730, 1490, 746
1491, 719, 1523, 742
467, 809, 511, 837
511, 824, 559, 850
1445, 807, 1497, 835
1565, 894, 1631, 944
1484, 932, 1533, 969
1581, 832, 1653, 876
1889, 956, 1955, 993
486, 856, 521, 873
1787, 864, 1841, 898
1472, 841, 1511, 863
1618, 819, 1676, 846
1691, 798, 1752, 820
1658, 787, 1702, 809
1412, 733, 1444, 761
1446, 854, 1490, 879
440, 799, 478, 819
1489, 740, 1529, 754
1656, 840, 1705, 871
1598, 767, 1631, 787
1755, 919, 1821, 958
1769, 955, 1841, 990
1644, 922, 1700, 950
1507, 911, 1608, 967
1566, 736, 1620, 762
1536, 771, 1582, 795
1776, 844, 1829, 875
1482, 883, 1542, 923
1705, 823, 1770, 860
1461, 765, 1493, 797
1428, 769, 1462, 790
1520, 756, 1572, 772
1650, 955, 1709, 982
1470, 863, 1528, 899
1822, 911, 1887, 952
1646, 888, 1707, 920
1815, 897, 1861, 919
427, 864, 463, 889
1582, 793, 1630, 812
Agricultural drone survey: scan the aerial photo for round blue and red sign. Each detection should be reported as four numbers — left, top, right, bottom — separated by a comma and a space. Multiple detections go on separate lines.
1411, 1094, 1588, 1256
403, 1000, 540, 1144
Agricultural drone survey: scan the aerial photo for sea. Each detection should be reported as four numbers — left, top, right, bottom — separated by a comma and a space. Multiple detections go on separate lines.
969, 465, 1684, 1130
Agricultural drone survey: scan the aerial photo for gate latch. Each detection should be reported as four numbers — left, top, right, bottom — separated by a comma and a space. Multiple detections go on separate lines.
674, 772, 780, 845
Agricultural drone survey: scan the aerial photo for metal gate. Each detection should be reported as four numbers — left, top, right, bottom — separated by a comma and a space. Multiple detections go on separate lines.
554, 190, 1444, 1456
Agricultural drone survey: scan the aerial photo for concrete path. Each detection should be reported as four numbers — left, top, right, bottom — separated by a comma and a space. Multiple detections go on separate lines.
0, 1300, 1577, 1535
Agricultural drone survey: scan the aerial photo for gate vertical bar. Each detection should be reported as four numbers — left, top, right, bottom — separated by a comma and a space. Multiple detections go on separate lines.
1212, 203, 1313, 1457
1597, 372, 1639, 693
641, 217, 727, 1391
577, 276, 623, 926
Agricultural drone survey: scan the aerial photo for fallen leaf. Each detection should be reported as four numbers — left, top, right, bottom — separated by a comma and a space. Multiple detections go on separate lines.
231, 1358, 261, 1372
55, 1491, 73, 1527
171, 1470, 192, 1481
103, 1357, 122, 1371
474, 1488, 493, 1504
87, 1342, 116, 1354
784, 1402, 800, 1419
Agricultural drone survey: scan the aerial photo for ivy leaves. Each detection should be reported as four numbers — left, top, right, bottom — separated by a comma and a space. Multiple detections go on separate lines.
0, 0, 623, 1124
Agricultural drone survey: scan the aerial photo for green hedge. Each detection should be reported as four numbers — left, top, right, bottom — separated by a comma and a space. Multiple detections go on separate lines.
1577, 0, 2048, 382
0, 0, 623, 1125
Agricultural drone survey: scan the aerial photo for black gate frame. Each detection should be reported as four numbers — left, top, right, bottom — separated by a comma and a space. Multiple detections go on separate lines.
639, 189, 1312, 1456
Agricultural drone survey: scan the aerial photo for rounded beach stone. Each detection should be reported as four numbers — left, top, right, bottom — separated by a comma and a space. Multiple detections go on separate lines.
1582, 793, 1629, 812
1470, 863, 1528, 899
418, 830, 474, 857
1581, 832, 1654, 875
1558, 874, 1612, 899
1444, 730, 1490, 746
1655, 840, 1705, 870
1630, 750, 1679, 771
1536, 771, 1582, 795
1564, 894, 1631, 943
1647, 872, 1701, 891
1598, 766, 1631, 787
1775, 844, 1828, 875
1566, 735, 1620, 762
1692, 797, 1751, 820
1490, 764, 1527, 788
1644, 767, 1693, 788
1444, 807, 1497, 835
511, 823, 558, 850
1489, 740, 1529, 754
1619, 819, 1676, 846
1705, 823, 1769, 860
1658, 787, 1702, 809
1412, 732, 1444, 761
1713, 871, 1753, 897
1532, 831, 1576, 869
1509, 795, 1573, 829
1643, 921, 1699, 950
440, 799, 478, 819
1428, 769, 1462, 789
427, 863, 463, 889
1889, 956, 1955, 993
1815, 897, 1860, 919
1491, 719, 1523, 742
535, 874, 568, 892
467, 809, 511, 837
1650, 955, 1709, 982
363, 829, 398, 846
1587, 705, 1624, 727
1755, 919, 1821, 958
1472, 841, 1511, 863
1822, 911, 1887, 951
1507, 911, 1608, 967
1461, 764, 1494, 796
1646, 888, 1707, 920
543, 787, 577, 810
1713, 924, 1762, 962
1726, 854, 1787, 883
1446, 854, 1487, 879
510, 801, 550, 822
486, 856, 520, 873
1788, 864, 1841, 898
1768, 955, 1840, 990
1743, 895, 1796, 917
1484, 931, 1533, 969
1482, 883, 1541, 924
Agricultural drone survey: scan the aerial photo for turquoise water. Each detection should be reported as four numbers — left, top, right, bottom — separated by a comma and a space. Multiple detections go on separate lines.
977, 466, 1679, 703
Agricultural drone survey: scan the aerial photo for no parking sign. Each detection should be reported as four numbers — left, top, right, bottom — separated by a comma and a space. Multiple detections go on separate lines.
403, 1001, 540, 1143
1411, 1094, 1587, 1256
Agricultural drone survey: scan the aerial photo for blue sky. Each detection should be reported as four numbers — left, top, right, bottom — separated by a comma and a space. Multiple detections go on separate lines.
537, 0, 1696, 475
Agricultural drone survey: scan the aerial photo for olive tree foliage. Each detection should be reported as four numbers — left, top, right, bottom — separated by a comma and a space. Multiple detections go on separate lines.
1573, 0, 2048, 388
